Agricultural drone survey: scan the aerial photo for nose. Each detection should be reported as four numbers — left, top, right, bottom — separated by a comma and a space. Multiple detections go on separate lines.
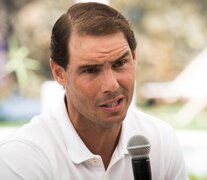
101, 70, 119, 93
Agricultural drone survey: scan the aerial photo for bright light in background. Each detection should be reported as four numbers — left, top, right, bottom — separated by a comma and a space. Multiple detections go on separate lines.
75, 0, 109, 5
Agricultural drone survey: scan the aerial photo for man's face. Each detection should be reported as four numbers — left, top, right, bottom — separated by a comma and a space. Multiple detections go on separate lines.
63, 32, 136, 129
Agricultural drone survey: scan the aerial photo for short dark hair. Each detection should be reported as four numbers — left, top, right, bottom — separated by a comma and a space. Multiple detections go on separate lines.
50, 2, 137, 69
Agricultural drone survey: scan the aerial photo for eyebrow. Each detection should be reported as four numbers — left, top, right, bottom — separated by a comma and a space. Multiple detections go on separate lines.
78, 51, 131, 71
78, 64, 102, 73
112, 51, 130, 64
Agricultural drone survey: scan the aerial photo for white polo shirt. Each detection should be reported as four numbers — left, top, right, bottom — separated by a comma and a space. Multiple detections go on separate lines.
0, 94, 188, 180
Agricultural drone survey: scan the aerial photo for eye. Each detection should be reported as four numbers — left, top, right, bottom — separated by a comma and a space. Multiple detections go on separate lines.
112, 59, 127, 69
83, 67, 100, 74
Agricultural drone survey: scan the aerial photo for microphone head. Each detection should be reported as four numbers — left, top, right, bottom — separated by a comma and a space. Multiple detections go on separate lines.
127, 134, 151, 158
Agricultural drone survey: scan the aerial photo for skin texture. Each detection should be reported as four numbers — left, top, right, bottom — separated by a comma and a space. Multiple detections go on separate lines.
50, 32, 136, 169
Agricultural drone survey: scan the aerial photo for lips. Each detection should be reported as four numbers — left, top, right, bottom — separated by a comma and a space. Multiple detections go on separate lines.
103, 99, 120, 108
99, 97, 123, 109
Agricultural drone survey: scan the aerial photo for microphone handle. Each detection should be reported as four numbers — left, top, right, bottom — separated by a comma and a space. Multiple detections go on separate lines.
132, 157, 152, 180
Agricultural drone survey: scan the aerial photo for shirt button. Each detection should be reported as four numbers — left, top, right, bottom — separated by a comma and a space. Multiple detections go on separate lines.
90, 157, 101, 166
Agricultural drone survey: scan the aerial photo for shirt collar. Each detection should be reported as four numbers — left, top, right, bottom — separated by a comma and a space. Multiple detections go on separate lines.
50, 93, 95, 164
115, 109, 136, 156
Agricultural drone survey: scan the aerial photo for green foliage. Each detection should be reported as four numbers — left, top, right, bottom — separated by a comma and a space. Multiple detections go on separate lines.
189, 175, 207, 180
0, 120, 28, 127
4, 37, 40, 94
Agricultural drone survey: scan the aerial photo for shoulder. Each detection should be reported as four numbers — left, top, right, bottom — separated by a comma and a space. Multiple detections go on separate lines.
0, 139, 52, 180
0, 101, 66, 180
126, 107, 174, 135
0, 110, 62, 155
0, 112, 57, 166
125, 107, 181, 160
126, 107, 188, 179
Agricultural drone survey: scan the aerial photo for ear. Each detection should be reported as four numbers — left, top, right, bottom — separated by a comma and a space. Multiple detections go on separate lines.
131, 50, 137, 72
50, 59, 66, 87
132, 50, 137, 64
132, 50, 137, 62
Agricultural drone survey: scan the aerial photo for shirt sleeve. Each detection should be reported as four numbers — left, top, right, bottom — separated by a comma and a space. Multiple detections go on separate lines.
0, 140, 52, 180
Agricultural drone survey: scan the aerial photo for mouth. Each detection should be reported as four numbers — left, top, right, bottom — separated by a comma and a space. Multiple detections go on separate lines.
99, 97, 124, 109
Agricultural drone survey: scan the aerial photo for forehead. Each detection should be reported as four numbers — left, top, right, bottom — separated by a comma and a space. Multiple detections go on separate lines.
69, 32, 131, 64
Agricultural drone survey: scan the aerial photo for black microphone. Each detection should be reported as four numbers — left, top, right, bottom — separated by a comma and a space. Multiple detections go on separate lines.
127, 135, 152, 180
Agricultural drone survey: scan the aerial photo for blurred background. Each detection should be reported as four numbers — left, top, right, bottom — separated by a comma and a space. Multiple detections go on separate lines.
0, 0, 207, 179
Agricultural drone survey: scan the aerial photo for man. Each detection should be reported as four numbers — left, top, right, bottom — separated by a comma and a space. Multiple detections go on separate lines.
0, 2, 188, 179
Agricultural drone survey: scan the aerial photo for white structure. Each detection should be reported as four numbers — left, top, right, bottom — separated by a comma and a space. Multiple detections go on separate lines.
163, 47, 207, 100
141, 47, 207, 124
40, 81, 64, 112
163, 47, 207, 124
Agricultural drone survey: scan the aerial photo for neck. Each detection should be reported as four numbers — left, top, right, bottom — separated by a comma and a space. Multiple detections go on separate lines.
65, 97, 122, 169
76, 123, 122, 169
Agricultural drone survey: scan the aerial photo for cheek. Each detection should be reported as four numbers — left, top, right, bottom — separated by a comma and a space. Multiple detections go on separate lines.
75, 79, 99, 100
120, 70, 135, 87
